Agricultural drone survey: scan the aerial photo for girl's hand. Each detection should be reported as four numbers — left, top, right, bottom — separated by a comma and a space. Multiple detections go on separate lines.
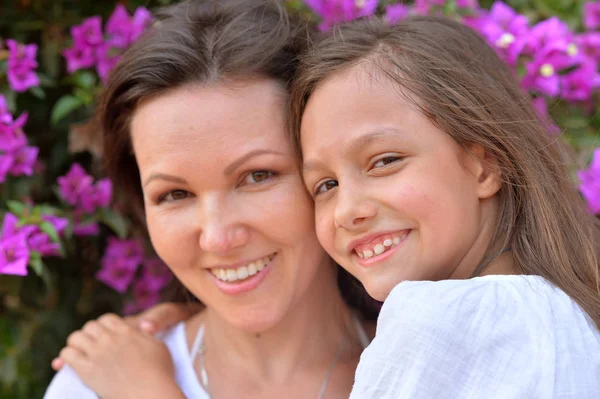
58, 313, 184, 399
52, 302, 199, 371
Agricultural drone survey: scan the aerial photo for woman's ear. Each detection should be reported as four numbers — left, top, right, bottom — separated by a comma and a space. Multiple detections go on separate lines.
465, 143, 502, 199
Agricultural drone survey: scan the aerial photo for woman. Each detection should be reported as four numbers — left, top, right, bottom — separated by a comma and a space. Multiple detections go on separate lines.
44, 1, 375, 398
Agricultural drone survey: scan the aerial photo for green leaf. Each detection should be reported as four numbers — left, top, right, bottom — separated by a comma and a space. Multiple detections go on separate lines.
6, 201, 25, 216
73, 70, 97, 89
50, 95, 83, 126
99, 208, 129, 238
39, 221, 60, 243
29, 86, 46, 99
28, 252, 43, 276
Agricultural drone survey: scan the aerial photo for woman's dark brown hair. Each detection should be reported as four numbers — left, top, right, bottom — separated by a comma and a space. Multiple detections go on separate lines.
99, 0, 379, 318
290, 15, 600, 328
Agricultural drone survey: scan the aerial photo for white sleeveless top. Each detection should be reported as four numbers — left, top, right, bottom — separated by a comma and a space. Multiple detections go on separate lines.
350, 275, 600, 399
44, 314, 370, 399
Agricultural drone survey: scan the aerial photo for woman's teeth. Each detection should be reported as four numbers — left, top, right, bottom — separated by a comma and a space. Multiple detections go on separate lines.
211, 254, 274, 282
355, 232, 409, 259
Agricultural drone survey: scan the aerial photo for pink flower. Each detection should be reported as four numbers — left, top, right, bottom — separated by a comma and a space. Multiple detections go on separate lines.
0, 233, 30, 276
5, 40, 40, 92
583, 1, 600, 31
579, 148, 600, 214
385, 4, 410, 24
62, 42, 96, 74
8, 145, 38, 177
304, 0, 379, 30
57, 163, 94, 206
140, 257, 173, 291
72, 16, 104, 47
96, 237, 144, 292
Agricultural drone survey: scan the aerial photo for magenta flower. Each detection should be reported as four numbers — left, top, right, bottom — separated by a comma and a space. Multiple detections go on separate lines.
560, 61, 600, 102
140, 257, 173, 292
575, 32, 600, 62
523, 17, 573, 56
93, 178, 113, 208
71, 16, 104, 47
304, 0, 379, 30
96, 257, 139, 293
0, 155, 13, 183
57, 163, 94, 206
1, 213, 36, 239
521, 39, 584, 97
131, 277, 162, 311
95, 43, 121, 83
579, 148, 600, 214
583, 1, 600, 30
0, 233, 30, 276
131, 7, 153, 42
62, 42, 96, 74
5, 39, 40, 92
73, 221, 100, 236
385, 4, 410, 24
105, 5, 134, 48
28, 232, 61, 257
8, 145, 38, 177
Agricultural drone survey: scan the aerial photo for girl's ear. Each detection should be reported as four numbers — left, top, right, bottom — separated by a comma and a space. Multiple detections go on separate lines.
466, 143, 502, 199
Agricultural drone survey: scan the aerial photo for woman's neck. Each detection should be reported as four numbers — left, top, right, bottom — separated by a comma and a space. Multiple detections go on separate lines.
187, 259, 361, 383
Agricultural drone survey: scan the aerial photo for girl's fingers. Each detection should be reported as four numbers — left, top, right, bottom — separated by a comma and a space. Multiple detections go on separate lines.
82, 319, 109, 340
51, 357, 64, 371
59, 346, 92, 375
97, 313, 129, 333
133, 303, 200, 335
66, 330, 96, 355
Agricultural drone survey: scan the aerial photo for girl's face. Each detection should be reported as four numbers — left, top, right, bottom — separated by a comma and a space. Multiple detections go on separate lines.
300, 66, 501, 301
131, 79, 330, 332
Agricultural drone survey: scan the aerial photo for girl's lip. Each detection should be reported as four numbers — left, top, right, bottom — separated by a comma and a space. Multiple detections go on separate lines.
354, 230, 410, 267
210, 254, 275, 295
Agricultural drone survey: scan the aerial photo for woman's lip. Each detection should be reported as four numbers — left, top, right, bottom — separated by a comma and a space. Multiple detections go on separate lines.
354, 230, 410, 267
210, 254, 275, 295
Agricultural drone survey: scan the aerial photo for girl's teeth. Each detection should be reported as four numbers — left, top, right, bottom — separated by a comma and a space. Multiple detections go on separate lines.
211, 254, 274, 282
357, 232, 409, 260
237, 267, 248, 280
248, 263, 258, 276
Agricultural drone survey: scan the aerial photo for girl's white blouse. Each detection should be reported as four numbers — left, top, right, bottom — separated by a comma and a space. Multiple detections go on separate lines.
350, 275, 600, 399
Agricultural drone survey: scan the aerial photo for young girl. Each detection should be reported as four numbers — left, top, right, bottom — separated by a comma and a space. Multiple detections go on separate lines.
292, 15, 600, 397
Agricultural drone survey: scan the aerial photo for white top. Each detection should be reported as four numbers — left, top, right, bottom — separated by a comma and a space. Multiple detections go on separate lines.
44, 313, 371, 399
350, 275, 600, 399
43, 322, 210, 399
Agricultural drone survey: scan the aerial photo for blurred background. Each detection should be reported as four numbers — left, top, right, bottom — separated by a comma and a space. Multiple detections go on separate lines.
0, 0, 598, 397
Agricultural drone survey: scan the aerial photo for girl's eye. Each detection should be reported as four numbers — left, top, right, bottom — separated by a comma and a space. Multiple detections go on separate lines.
373, 156, 401, 169
242, 170, 274, 185
159, 190, 191, 203
315, 179, 338, 196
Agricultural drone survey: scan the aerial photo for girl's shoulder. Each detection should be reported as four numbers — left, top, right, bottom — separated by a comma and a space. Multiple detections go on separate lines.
380, 274, 598, 336
351, 275, 600, 398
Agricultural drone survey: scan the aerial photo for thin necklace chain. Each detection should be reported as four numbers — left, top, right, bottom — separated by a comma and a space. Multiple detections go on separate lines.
195, 329, 346, 399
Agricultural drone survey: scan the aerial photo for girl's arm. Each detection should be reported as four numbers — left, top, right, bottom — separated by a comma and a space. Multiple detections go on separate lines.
54, 314, 186, 399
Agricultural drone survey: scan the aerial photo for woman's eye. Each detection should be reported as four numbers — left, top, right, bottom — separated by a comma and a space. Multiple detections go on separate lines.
315, 179, 338, 196
160, 190, 190, 203
242, 170, 274, 185
373, 156, 401, 168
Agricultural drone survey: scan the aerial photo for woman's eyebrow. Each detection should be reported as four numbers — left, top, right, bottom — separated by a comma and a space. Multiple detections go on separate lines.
224, 149, 284, 176
143, 173, 187, 187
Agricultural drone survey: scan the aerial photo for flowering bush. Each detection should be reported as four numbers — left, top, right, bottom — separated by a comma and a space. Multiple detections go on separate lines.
0, 0, 599, 396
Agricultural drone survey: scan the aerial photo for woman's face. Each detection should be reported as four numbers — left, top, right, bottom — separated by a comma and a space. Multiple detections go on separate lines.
130, 79, 329, 332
